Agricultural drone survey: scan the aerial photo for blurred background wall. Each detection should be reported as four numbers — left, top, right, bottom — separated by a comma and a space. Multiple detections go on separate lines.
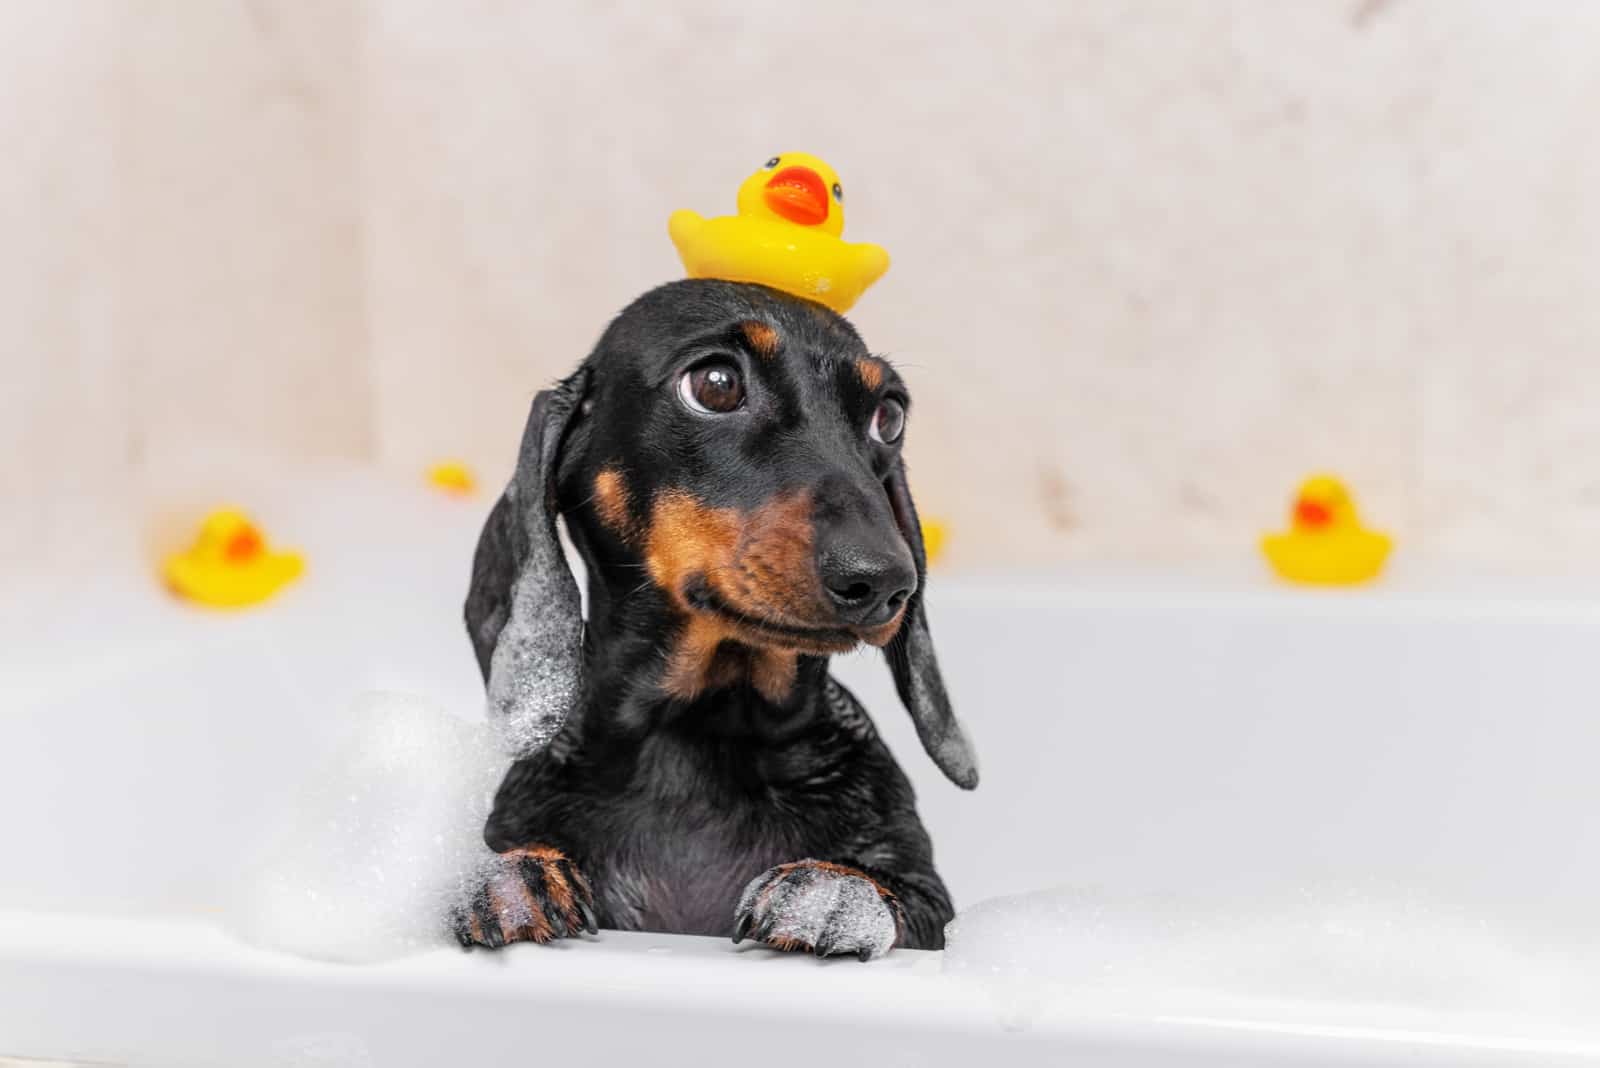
6, 1, 1600, 575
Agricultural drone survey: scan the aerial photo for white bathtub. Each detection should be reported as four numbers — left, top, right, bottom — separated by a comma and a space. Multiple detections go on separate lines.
3, 480, 1599, 1065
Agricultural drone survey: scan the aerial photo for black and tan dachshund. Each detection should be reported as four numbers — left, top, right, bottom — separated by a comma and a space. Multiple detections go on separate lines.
453, 279, 977, 960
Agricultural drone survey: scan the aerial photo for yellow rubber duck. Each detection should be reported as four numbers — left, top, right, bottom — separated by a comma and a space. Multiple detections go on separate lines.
668, 152, 889, 314
427, 460, 477, 496
921, 518, 948, 566
1261, 475, 1392, 586
162, 507, 304, 608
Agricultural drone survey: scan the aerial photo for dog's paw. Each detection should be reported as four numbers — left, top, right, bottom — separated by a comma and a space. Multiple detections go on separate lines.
452, 845, 598, 949
733, 859, 903, 961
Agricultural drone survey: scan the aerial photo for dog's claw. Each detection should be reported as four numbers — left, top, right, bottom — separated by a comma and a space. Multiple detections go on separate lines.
478, 908, 505, 948
449, 904, 476, 949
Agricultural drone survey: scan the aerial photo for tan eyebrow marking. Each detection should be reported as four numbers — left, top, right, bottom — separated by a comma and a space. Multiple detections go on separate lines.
739, 320, 780, 358
855, 357, 885, 391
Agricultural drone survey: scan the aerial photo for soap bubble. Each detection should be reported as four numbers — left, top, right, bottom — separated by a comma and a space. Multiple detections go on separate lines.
226, 692, 506, 963
944, 884, 1600, 1035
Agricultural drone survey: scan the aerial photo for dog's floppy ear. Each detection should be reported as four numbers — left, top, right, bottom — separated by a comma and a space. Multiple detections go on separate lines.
883, 458, 979, 789
465, 367, 589, 756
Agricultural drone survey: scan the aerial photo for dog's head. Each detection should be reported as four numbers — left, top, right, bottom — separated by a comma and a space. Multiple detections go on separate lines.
469, 280, 977, 789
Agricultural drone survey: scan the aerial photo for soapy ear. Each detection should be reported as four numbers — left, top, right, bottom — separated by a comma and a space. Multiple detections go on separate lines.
465, 367, 589, 756
883, 459, 979, 789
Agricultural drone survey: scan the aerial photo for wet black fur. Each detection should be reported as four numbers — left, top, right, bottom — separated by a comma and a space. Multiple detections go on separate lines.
466, 280, 971, 951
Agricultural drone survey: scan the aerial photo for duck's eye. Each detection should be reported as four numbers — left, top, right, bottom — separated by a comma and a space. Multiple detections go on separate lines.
678, 361, 745, 414
832, 182, 844, 203
869, 397, 905, 444
764, 156, 781, 169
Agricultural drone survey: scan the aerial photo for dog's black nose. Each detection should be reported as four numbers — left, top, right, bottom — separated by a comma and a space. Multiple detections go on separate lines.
817, 543, 916, 627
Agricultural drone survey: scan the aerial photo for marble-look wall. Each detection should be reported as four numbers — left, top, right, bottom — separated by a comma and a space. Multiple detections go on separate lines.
8, 2, 1600, 573
2, 1, 369, 570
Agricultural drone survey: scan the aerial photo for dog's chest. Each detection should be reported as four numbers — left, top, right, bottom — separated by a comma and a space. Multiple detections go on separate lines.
579, 730, 812, 937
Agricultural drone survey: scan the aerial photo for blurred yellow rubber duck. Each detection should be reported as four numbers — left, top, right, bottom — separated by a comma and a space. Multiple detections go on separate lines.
921, 518, 948, 567
1262, 475, 1392, 586
163, 508, 304, 608
427, 460, 477, 496
668, 152, 889, 314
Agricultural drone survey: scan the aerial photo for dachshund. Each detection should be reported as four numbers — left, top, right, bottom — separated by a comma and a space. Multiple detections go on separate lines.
452, 279, 977, 960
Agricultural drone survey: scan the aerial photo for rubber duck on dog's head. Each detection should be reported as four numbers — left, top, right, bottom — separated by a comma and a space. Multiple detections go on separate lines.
668, 152, 889, 314
736, 152, 848, 236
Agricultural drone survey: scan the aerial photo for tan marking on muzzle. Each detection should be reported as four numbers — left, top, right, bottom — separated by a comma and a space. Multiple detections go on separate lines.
645, 489, 847, 700
644, 491, 742, 598
726, 492, 825, 613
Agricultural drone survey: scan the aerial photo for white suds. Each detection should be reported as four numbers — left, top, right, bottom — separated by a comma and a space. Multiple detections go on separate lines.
485, 508, 585, 757
944, 884, 1600, 1032
226, 692, 505, 963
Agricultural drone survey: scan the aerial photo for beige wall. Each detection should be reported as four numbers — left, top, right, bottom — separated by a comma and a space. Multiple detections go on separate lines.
2, 1, 369, 571
8, 1, 1600, 574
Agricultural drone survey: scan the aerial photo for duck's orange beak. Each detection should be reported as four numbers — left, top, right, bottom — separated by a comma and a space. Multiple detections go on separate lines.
1294, 498, 1333, 528
224, 527, 264, 563
763, 166, 830, 226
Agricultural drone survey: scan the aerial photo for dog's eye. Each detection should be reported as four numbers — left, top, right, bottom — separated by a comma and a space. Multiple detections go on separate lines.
764, 156, 781, 169
869, 398, 906, 444
679, 362, 745, 414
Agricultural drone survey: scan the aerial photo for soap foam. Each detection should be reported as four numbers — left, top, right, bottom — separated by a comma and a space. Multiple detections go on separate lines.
944, 884, 1600, 1033
227, 692, 506, 963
